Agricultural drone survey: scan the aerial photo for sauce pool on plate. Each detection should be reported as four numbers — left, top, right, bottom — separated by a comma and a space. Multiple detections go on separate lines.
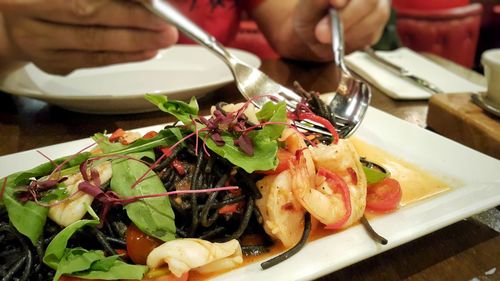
350, 138, 450, 206
179, 138, 451, 281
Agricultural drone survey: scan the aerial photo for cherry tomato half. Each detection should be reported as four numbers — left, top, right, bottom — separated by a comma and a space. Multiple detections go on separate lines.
126, 224, 163, 265
366, 178, 402, 213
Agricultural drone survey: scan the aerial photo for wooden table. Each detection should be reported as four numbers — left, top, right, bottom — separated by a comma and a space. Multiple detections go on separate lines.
0, 56, 498, 281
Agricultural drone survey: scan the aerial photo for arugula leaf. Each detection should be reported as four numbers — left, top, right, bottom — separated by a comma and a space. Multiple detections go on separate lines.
363, 166, 389, 185
53, 248, 102, 281
44, 206, 100, 269
146, 94, 199, 125
0, 152, 92, 245
148, 96, 287, 173
11, 152, 92, 187
110, 152, 176, 242
204, 133, 279, 173
43, 208, 147, 281
205, 102, 286, 173
74, 255, 148, 280
93, 128, 183, 155
3, 185, 48, 245
254, 102, 287, 141
53, 248, 147, 281
40, 185, 69, 203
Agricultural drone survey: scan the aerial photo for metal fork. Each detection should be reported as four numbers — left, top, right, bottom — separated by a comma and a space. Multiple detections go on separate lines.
142, 0, 346, 136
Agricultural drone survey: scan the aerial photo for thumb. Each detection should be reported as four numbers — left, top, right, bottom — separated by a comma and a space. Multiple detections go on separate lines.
315, 15, 331, 44
329, 0, 349, 9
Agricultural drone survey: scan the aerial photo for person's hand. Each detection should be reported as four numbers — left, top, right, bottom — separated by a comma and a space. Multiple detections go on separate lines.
293, 0, 390, 60
0, 0, 178, 75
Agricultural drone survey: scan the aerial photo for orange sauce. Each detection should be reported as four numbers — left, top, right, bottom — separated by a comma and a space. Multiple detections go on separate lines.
179, 139, 451, 280
350, 138, 450, 206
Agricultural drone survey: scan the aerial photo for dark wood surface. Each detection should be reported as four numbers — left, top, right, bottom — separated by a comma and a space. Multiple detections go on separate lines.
0, 57, 498, 281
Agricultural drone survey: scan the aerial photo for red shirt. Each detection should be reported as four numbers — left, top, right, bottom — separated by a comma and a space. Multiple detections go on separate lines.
171, 0, 263, 45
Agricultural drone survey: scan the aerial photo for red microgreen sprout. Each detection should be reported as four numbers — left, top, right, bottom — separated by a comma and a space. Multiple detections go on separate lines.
15, 177, 68, 203
36, 150, 57, 167
0, 177, 7, 201
77, 177, 238, 226
47, 141, 98, 180
131, 130, 205, 189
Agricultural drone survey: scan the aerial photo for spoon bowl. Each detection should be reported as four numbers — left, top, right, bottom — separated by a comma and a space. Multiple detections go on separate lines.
328, 9, 371, 138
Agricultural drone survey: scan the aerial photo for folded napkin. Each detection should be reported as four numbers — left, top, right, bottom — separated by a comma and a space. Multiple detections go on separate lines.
345, 47, 486, 100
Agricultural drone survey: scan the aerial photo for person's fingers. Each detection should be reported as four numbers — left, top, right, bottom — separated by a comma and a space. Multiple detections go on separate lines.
0, 0, 170, 31
34, 49, 159, 75
328, 0, 349, 9
315, 15, 331, 44
344, 0, 389, 50
339, 0, 379, 31
22, 19, 178, 52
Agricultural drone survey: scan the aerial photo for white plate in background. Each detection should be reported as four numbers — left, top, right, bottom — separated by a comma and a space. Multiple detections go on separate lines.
0, 45, 260, 114
0, 107, 499, 280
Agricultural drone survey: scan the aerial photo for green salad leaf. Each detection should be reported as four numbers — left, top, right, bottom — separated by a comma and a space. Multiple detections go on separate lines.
110, 152, 176, 242
43, 207, 147, 281
0, 152, 92, 244
93, 128, 183, 154
363, 166, 389, 185
53, 248, 148, 281
44, 206, 100, 269
11, 152, 92, 187
147, 96, 287, 173
2, 187, 48, 245
146, 94, 199, 125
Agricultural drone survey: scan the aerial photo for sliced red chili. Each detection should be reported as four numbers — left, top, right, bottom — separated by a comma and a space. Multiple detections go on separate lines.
317, 168, 351, 230
290, 112, 339, 144
171, 159, 185, 175
347, 167, 358, 185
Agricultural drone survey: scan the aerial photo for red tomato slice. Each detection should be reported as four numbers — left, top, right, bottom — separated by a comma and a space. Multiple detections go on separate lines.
258, 149, 294, 175
366, 178, 402, 213
218, 203, 240, 214
109, 128, 125, 142
143, 131, 159, 139
126, 224, 163, 265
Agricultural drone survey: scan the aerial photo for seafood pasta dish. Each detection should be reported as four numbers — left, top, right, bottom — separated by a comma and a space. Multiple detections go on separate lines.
0, 89, 449, 281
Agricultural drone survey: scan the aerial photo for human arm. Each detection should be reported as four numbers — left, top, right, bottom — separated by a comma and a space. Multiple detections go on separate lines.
250, 0, 390, 61
0, 0, 178, 75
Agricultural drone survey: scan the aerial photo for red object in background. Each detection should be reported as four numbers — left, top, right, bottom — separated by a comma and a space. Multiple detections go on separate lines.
228, 20, 280, 59
395, 3, 483, 68
393, 0, 470, 10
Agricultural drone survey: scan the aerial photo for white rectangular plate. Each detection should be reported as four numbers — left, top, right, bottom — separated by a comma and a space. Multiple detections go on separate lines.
1, 107, 499, 280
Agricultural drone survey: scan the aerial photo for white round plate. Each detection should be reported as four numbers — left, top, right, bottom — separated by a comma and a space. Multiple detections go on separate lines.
0, 45, 261, 114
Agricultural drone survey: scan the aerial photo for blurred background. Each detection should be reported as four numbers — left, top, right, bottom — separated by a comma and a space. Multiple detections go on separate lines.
229, 0, 500, 72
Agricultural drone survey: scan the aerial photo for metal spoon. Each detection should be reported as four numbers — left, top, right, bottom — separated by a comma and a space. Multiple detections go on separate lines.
328, 9, 372, 138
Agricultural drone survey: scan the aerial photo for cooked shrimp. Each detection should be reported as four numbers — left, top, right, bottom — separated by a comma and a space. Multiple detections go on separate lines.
255, 128, 311, 248
147, 238, 243, 278
256, 170, 305, 248
292, 140, 366, 229
48, 161, 112, 226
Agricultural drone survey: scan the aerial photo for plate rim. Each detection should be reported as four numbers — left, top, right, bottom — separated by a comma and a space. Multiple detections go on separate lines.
0, 45, 261, 101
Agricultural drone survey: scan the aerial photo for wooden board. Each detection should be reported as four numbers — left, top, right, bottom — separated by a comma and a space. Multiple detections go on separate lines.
427, 93, 500, 160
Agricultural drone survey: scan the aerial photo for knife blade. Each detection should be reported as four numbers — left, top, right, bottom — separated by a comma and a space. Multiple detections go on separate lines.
364, 48, 443, 94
